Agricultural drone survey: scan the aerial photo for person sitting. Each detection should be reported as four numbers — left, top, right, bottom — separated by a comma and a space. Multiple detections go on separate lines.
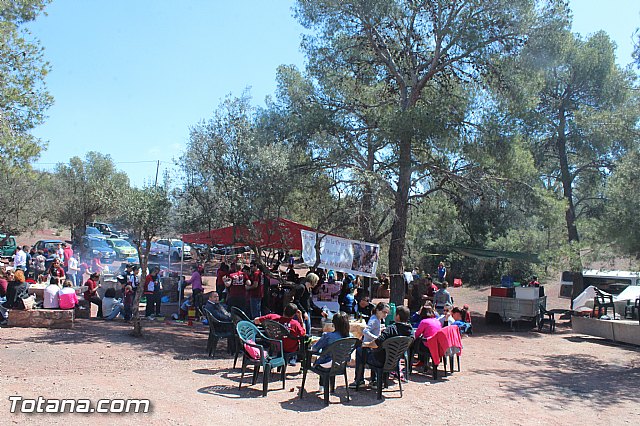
355, 292, 375, 321
254, 303, 306, 366
2, 269, 28, 309
433, 281, 453, 314
450, 306, 473, 334
528, 275, 540, 287
411, 302, 434, 328
363, 305, 413, 382
311, 311, 351, 392
58, 280, 79, 310
102, 287, 124, 320
413, 305, 443, 368
350, 302, 390, 389
438, 303, 454, 327
338, 274, 356, 314
203, 291, 231, 322
43, 280, 61, 309
84, 272, 103, 318
425, 275, 438, 303
409, 277, 428, 313
0, 269, 8, 298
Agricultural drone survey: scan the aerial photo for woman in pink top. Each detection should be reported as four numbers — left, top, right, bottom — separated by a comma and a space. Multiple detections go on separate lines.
415, 306, 442, 342
413, 305, 442, 368
58, 280, 78, 309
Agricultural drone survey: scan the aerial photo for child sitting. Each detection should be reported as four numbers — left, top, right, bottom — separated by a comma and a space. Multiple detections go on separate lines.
450, 306, 472, 334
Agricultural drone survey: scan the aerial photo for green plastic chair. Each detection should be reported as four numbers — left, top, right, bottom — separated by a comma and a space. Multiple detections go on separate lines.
236, 320, 287, 396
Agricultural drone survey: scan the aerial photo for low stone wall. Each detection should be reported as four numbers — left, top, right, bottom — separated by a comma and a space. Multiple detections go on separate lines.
572, 316, 640, 346
7, 309, 74, 329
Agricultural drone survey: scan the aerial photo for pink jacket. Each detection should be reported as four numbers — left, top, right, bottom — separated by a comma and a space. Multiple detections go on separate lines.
58, 289, 78, 309
425, 325, 463, 366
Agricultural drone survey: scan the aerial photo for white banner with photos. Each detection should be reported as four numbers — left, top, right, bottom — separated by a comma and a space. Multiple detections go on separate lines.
300, 230, 380, 278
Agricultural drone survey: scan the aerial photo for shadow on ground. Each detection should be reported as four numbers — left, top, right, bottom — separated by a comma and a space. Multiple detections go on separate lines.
470, 352, 640, 406
3, 318, 218, 359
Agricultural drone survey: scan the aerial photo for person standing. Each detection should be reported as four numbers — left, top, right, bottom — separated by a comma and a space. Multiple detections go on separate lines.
292, 273, 320, 334
62, 243, 73, 273
223, 263, 249, 313
433, 281, 453, 314
22, 246, 32, 278
245, 261, 263, 319
67, 252, 80, 286
84, 272, 103, 318
144, 267, 162, 318
437, 261, 447, 283
184, 264, 204, 313
13, 246, 27, 272
34, 250, 46, 281
48, 258, 66, 285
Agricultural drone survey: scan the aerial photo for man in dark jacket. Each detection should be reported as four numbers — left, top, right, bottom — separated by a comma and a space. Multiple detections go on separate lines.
364, 305, 413, 366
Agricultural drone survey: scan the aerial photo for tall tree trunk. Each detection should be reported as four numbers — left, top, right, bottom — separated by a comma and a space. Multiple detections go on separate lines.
389, 134, 412, 306
557, 107, 582, 270
359, 135, 376, 242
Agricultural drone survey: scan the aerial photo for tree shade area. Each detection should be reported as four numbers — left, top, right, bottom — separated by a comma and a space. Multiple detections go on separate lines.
2, 0, 640, 311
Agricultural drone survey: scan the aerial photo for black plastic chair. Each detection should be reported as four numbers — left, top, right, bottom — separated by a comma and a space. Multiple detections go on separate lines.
300, 337, 359, 406
593, 289, 616, 318
365, 336, 413, 400
231, 306, 252, 322
236, 321, 287, 397
203, 308, 234, 358
537, 304, 556, 333
261, 320, 307, 365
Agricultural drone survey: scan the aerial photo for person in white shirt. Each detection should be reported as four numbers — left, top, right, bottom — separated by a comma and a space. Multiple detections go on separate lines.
43, 282, 61, 309
67, 253, 80, 286
13, 246, 27, 272
102, 287, 124, 320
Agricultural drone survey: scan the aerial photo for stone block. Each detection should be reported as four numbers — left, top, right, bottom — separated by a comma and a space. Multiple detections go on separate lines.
7, 309, 74, 329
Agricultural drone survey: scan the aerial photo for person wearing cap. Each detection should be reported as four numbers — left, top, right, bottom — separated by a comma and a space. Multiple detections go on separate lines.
84, 272, 103, 318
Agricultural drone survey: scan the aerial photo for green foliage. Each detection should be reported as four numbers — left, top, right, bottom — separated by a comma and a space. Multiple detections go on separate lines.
52, 152, 130, 241
601, 150, 640, 257
0, 0, 52, 236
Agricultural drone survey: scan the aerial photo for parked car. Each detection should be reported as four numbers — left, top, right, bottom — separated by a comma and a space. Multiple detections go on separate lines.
33, 239, 66, 254
140, 240, 165, 258
0, 234, 17, 259
87, 222, 128, 239
80, 236, 117, 263
105, 238, 138, 260
155, 238, 192, 261
85, 226, 106, 238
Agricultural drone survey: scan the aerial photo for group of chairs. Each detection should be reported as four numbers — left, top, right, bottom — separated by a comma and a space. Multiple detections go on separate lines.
202, 305, 462, 404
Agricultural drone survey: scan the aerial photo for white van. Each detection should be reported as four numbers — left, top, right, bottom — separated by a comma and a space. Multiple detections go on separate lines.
559, 269, 640, 298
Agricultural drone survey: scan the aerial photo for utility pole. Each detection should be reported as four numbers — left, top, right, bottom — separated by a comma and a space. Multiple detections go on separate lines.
154, 160, 160, 188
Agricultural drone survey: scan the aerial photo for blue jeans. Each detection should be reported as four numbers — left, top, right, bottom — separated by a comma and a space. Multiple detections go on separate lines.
249, 298, 262, 319
105, 304, 123, 320
303, 314, 311, 335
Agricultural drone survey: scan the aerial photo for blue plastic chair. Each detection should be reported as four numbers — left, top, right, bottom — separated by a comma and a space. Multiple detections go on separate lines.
236, 321, 287, 396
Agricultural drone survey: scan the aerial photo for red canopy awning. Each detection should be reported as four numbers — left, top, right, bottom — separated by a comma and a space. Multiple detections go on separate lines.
181, 218, 319, 250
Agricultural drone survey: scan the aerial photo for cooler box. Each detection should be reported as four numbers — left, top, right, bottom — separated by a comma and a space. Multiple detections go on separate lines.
491, 287, 509, 297
453, 278, 463, 288
515, 287, 539, 300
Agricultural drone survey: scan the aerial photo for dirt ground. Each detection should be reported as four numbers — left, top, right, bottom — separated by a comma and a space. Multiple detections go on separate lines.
2, 278, 640, 426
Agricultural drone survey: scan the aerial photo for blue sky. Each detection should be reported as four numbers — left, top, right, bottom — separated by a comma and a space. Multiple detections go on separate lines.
28, 0, 639, 187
